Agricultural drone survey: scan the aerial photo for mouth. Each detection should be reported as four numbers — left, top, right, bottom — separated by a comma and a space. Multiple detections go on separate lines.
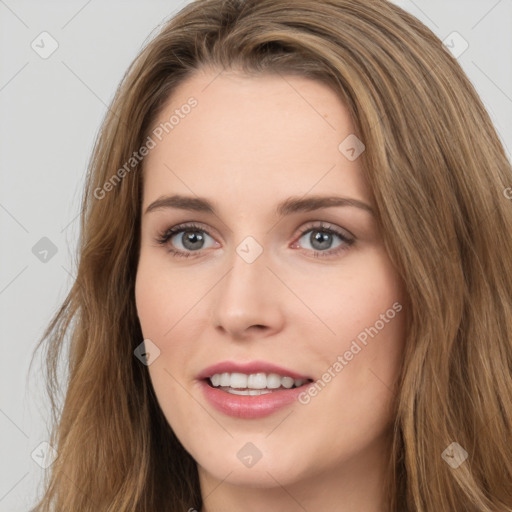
197, 361, 316, 417
204, 372, 315, 396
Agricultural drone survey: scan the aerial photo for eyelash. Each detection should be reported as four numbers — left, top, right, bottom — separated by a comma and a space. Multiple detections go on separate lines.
154, 221, 355, 259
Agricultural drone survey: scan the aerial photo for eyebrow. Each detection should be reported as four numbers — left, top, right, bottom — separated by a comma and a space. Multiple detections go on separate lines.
144, 194, 374, 216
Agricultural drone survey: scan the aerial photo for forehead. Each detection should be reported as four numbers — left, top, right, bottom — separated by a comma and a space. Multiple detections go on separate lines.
142, 69, 370, 211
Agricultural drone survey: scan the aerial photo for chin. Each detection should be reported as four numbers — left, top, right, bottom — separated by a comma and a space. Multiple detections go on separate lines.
198, 457, 307, 489
190, 435, 315, 488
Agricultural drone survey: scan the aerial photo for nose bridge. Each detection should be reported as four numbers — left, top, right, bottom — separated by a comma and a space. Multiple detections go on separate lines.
227, 239, 267, 300
212, 236, 284, 335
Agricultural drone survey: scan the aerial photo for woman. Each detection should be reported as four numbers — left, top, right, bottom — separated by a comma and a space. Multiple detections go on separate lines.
33, 0, 512, 510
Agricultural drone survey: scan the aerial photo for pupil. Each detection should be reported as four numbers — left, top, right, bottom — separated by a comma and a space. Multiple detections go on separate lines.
183, 231, 204, 250
311, 231, 332, 250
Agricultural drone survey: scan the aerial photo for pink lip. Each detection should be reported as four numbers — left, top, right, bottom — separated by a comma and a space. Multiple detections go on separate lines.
196, 360, 314, 419
198, 380, 313, 419
196, 360, 312, 381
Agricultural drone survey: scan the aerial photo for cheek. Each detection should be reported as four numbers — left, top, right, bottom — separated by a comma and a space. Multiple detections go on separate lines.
287, 257, 406, 460
290, 248, 404, 342
134, 257, 200, 422
134, 252, 211, 384
134, 251, 195, 338
294, 249, 406, 398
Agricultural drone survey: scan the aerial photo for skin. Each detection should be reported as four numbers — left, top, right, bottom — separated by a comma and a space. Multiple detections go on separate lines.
135, 67, 407, 512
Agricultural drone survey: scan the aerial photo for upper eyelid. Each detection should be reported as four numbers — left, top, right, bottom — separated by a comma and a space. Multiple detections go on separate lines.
165, 221, 218, 240
296, 221, 354, 239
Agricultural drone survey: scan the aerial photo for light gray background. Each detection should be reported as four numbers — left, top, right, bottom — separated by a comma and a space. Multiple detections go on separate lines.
1, 1, 511, 510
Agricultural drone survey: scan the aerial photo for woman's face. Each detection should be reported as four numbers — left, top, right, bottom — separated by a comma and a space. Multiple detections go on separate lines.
135, 68, 406, 500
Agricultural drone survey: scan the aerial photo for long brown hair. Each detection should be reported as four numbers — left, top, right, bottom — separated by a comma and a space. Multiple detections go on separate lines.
32, 0, 512, 510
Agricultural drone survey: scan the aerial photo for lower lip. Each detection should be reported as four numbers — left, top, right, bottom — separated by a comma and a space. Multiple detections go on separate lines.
199, 380, 311, 419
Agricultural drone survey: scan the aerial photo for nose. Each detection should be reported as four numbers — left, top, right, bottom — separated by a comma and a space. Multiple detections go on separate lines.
212, 242, 285, 340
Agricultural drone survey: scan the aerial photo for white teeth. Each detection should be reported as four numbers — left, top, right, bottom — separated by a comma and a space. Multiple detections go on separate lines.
230, 372, 248, 389
247, 373, 267, 389
208, 372, 307, 390
281, 376, 294, 389
266, 373, 282, 389
226, 388, 272, 396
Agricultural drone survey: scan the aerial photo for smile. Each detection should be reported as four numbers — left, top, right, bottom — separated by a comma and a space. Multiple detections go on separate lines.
208, 372, 309, 395
197, 362, 315, 418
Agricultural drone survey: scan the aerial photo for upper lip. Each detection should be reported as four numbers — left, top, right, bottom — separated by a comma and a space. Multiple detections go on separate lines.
197, 361, 313, 381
